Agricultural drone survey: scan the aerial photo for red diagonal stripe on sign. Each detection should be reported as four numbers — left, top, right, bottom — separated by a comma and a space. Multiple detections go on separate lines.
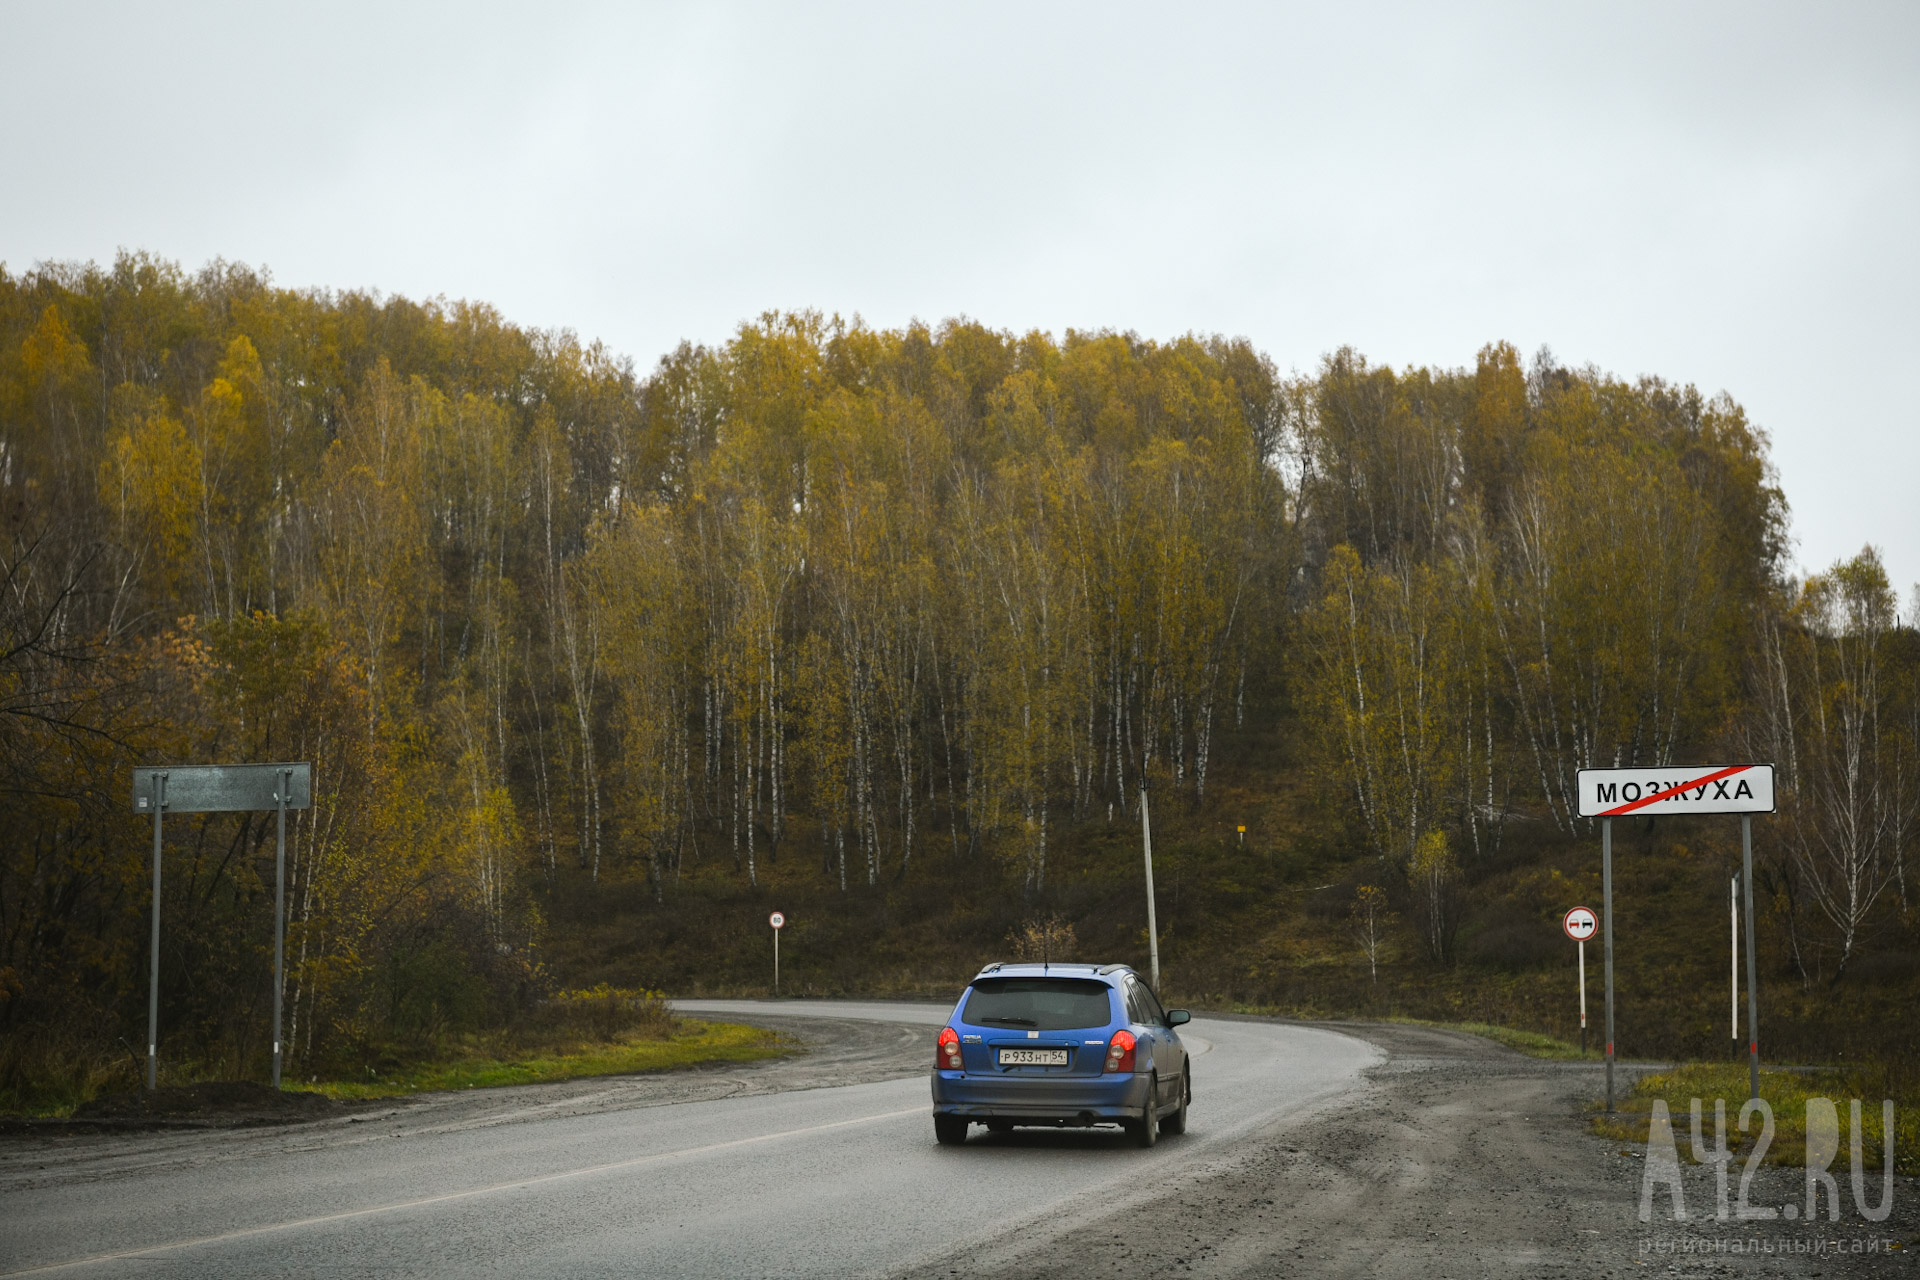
1599, 764, 1752, 817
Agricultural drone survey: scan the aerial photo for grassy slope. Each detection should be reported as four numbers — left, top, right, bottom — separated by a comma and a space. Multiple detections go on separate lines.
542, 710, 1920, 1079
7, 1020, 791, 1118
293, 1019, 789, 1101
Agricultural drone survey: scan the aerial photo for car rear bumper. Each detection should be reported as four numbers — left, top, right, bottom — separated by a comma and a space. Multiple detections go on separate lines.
930, 1070, 1150, 1122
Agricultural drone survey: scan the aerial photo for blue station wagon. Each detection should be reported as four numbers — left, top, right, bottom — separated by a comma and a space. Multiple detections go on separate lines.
930, 962, 1191, 1147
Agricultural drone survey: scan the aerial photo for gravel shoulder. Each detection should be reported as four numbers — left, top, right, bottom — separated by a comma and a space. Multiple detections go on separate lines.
903, 1020, 1920, 1279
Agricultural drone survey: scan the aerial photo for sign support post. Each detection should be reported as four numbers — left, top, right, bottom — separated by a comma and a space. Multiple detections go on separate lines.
134, 763, 311, 1091
1578, 939, 1587, 1053
769, 911, 785, 996
273, 768, 290, 1089
1140, 787, 1160, 990
146, 772, 167, 1091
1575, 763, 1774, 1118
1561, 906, 1596, 1056
1741, 815, 1760, 1104
1602, 817, 1615, 1113
1730, 873, 1739, 1060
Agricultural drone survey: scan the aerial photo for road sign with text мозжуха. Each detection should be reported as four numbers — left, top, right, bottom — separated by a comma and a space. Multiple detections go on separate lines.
1574, 760, 1774, 1117
1574, 764, 1774, 818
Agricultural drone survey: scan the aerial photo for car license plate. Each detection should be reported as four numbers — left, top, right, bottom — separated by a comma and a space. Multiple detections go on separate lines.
997, 1048, 1068, 1066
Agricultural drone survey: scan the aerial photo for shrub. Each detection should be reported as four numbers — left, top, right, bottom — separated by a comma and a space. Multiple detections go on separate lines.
533, 986, 673, 1042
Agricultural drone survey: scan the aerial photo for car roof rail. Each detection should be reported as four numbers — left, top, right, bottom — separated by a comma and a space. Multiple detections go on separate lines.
977, 960, 1116, 975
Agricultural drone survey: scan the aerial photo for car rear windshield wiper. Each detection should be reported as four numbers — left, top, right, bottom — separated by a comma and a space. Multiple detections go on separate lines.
975, 1016, 1038, 1027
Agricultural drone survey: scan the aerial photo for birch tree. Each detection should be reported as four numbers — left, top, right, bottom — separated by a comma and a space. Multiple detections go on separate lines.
1752, 550, 1916, 980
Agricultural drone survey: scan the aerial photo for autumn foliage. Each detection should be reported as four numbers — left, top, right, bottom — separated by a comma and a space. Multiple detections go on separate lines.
1, 255, 1914, 1104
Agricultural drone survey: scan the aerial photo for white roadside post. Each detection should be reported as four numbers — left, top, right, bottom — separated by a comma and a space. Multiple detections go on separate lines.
1576, 764, 1774, 1113
1562, 906, 1597, 1054
1139, 787, 1160, 990
1730, 874, 1739, 1059
769, 911, 785, 996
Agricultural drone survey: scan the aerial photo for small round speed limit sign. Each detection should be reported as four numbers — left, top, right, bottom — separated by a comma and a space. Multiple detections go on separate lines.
769, 912, 785, 930
1562, 906, 1597, 942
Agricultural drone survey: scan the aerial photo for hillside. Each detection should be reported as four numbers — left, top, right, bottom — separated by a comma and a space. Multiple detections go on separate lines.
549, 704, 1920, 1078
2, 253, 1915, 1109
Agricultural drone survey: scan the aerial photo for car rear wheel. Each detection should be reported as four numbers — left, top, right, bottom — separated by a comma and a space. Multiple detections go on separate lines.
1161, 1067, 1190, 1135
934, 1115, 968, 1146
1131, 1075, 1159, 1148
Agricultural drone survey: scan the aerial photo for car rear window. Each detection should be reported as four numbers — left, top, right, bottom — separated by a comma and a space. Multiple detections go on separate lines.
962, 978, 1114, 1031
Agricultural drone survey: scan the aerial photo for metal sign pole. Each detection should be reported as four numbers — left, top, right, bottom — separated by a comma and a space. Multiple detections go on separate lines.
1577, 938, 1587, 1054
273, 768, 289, 1089
132, 762, 312, 1093
768, 912, 785, 996
1139, 787, 1160, 990
147, 772, 166, 1091
1730, 873, 1739, 1058
1572, 766, 1774, 1117
1741, 815, 1760, 1103
1602, 815, 1615, 1114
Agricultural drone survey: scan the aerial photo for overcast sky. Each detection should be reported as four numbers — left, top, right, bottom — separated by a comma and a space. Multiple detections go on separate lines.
5, 2, 1916, 599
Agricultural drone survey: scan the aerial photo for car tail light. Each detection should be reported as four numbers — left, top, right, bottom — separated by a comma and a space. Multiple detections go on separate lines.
936, 1026, 963, 1070
1104, 1029, 1136, 1073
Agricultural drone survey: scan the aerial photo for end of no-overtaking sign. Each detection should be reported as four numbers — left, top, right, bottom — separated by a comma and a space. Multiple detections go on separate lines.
1574, 763, 1774, 818
1562, 906, 1596, 942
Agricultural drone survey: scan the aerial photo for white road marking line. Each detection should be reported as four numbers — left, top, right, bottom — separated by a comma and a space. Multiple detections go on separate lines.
4, 1104, 927, 1276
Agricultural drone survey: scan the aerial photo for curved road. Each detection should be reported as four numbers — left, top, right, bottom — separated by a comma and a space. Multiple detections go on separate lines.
0, 1002, 1378, 1278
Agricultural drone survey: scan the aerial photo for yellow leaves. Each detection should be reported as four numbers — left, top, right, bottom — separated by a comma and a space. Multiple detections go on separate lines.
1411, 829, 1455, 883
1503, 421, 1728, 790
153, 617, 219, 697
100, 410, 203, 565
1798, 548, 1895, 640
192, 336, 271, 509
19, 304, 92, 390
1302, 540, 1474, 864
1006, 914, 1079, 961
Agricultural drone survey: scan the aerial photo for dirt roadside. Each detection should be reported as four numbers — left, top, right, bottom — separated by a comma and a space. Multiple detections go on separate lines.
904, 1020, 1919, 1279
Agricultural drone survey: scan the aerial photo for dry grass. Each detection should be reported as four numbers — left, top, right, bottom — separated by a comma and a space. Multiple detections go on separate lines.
293, 987, 790, 1102
1, 988, 789, 1118
1591, 1062, 1918, 1175
293, 1018, 788, 1101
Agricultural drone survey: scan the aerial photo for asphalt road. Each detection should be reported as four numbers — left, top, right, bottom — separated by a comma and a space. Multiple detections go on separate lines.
0, 1001, 1378, 1278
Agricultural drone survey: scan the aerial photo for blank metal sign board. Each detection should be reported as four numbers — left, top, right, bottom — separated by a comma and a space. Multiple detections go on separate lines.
133, 764, 312, 813
1575, 764, 1774, 819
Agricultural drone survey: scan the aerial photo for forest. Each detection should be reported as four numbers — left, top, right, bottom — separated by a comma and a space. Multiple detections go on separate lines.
2, 253, 1915, 1106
